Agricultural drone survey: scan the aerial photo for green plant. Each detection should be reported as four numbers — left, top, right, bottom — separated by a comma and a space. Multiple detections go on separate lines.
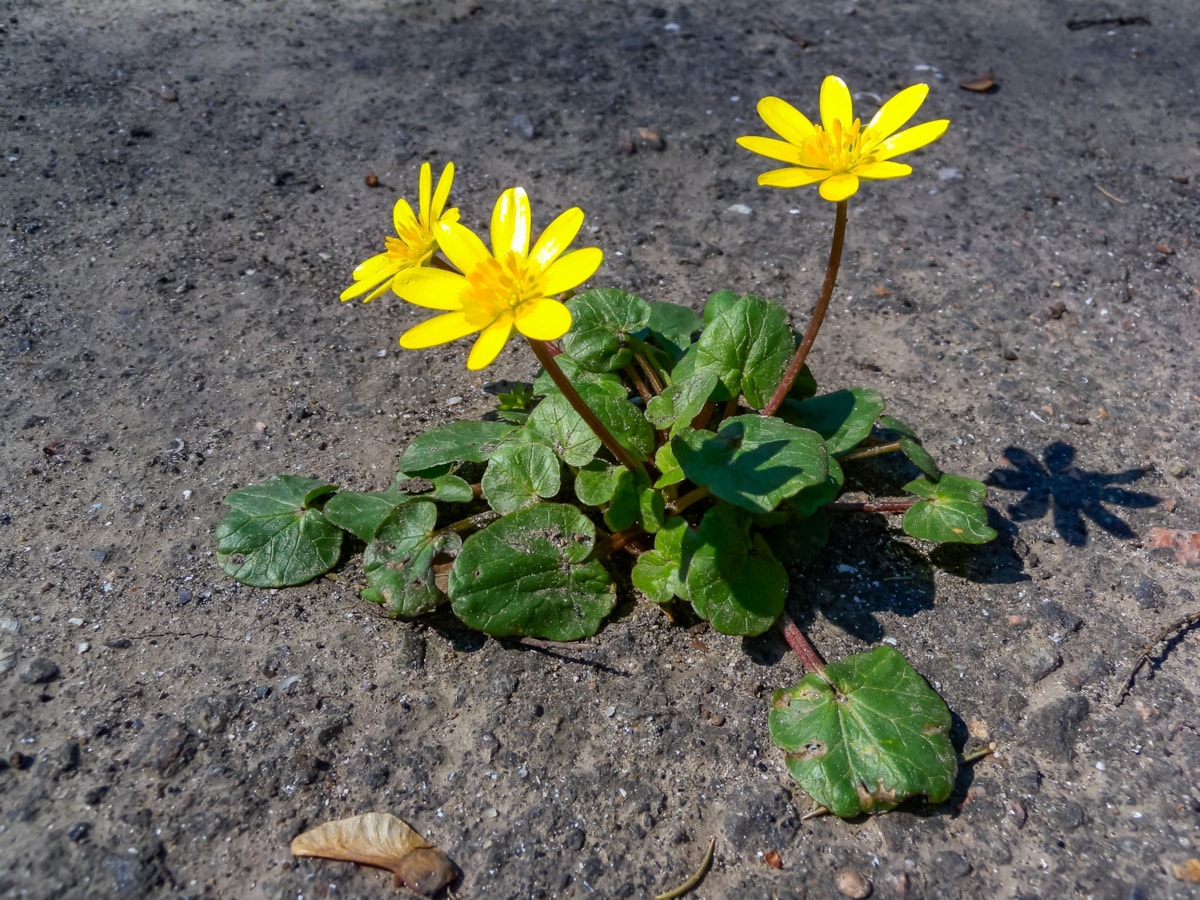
216, 74, 994, 816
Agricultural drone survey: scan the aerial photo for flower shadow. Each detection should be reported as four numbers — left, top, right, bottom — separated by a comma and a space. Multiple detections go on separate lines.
984, 442, 1159, 547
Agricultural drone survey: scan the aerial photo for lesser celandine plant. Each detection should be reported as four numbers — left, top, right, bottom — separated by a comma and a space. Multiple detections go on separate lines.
217, 76, 994, 818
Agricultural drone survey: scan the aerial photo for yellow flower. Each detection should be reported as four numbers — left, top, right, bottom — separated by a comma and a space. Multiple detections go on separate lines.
394, 187, 603, 370
737, 75, 949, 202
340, 161, 458, 303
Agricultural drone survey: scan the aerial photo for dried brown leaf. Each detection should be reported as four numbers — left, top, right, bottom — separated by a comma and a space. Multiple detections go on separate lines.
291, 812, 458, 895
959, 71, 997, 92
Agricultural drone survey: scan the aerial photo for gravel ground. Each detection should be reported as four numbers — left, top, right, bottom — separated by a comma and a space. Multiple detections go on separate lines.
2, 1, 1198, 897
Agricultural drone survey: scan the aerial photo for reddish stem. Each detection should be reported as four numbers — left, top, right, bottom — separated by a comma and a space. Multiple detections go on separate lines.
779, 614, 826, 675
761, 200, 848, 417
828, 498, 918, 514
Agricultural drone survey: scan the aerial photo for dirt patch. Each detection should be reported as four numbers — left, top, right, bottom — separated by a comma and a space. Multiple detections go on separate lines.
2, 1, 1198, 897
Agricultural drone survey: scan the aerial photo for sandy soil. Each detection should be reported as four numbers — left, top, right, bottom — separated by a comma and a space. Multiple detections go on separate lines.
2, 1, 1198, 897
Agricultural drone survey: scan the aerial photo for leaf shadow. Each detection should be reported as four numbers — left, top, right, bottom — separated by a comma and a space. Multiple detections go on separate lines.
984, 441, 1159, 547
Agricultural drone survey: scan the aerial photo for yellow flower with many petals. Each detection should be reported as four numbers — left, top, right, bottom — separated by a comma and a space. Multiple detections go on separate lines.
340, 161, 458, 303
737, 76, 949, 202
394, 187, 603, 370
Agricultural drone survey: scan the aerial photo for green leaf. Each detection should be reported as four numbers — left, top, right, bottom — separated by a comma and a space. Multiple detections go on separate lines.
643, 300, 702, 351
692, 293, 793, 409
449, 504, 616, 641
672, 415, 829, 513
899, 436, 941, 479
215, 475, 342, 587
574, 460, 618, 506
525, 392, 602, 466
426, 473, 475, 504
362, 501, 460, 617
532, 354, 623, 394
685, 505, 787, 635
560, 288, 652, 372
763, 509, 830, 568
630, 517, 690, 604
769, 646, 958, 817
780, 389, 886, 455
579, 380, 655, 460
481, 442, 561, 515
645, 367, 720, 436
653, 443, 685, 489
398, 421, 516, 474
702, 289, 740, 324
323, 489, 412, 541
902, 475, 997, 544
603, 466, 645, 532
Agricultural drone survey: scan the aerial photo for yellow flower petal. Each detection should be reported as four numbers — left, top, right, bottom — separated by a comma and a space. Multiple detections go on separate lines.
865, 83, 929, 145
399, 310, 480, 349
431, 161, 455, 219
541, 247, 603, 296
392, 197, 418, 236
855, 160, 913, 181
874, 119, 950, 160
514, 297, 572, 341
757, 96, 816, 146
530, 206, 584, 270
417, 162, 432, 223
818, 173, 860, 202
391, 268, 469, 311
735, 136, 803, 165
758, 167, 828, 189
491, 187, 531, 258
436, 221, 492, 276
466, 318, 514, 370
348, 251, 399, 284
819, 75, 853, 133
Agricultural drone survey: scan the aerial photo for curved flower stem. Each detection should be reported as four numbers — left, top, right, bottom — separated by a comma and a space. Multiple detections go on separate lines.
761, 199, 849, 417
527, 338, 646, 475
665, 484, 710, 516
779, 614, 826, 675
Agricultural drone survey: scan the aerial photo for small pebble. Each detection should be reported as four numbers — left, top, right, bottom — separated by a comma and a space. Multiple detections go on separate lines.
77, 642, 90, 654
835, 868, 872, 898
564, 828, 586, 851
18, 657, 60, 684
67, 822, 92, 842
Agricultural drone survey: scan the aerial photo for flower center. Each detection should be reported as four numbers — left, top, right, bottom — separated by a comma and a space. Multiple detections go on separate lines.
462, 252, 545, 328
801, 118, 875, 174
383, 216, 435, 267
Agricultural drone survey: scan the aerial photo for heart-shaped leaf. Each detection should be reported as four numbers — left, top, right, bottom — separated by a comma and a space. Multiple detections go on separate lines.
685, 505, 787, 635
780, 388, 885, 455
769, 646, 958, 817
323, 489, 413, 542
481, 441, 561, 515
362, 501, 460, 617
902, 475, 996, 543
630, 517, 690, 604
560, 288, 652, 372
672, 416, 829, 513
398, 421, 516, 474
215, 475, 342, 587
448, 504, 615, 640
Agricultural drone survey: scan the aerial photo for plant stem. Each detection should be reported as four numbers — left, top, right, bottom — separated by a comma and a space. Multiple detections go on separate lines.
527, 338, 646, 475
443, 509, 502, 534
836, 440, 901, 462
779, 614, 826, 675
665, 484, 710, 516
828, 498, 918, 514
761, 199, 849, 417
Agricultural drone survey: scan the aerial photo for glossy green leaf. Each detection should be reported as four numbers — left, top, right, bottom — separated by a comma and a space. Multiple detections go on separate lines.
653, 443, 685, 488
532, 354, 623, 395
525, 392, 602, 467
323, 489, 412, 541
902, 475, 997, 544
560, 288, 652, 372
215, 475, 342, 587
691, 293, 793, 408
481, 441, 561, 515
769, 646, 958, 817
579, 380, 655, 461
644, 300, 702, 351
630, 516, 690, 604
645, 367, 720, 436
686, 505, 787, 635
398, 421, 515, 474
426, 473, 475, 504
574, 460, 618, 506
362, 501, 460, 617
781, 388, 886, 455
899, 436, 941, 479
672, 416, 829, 513
448, 504, 616, 640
